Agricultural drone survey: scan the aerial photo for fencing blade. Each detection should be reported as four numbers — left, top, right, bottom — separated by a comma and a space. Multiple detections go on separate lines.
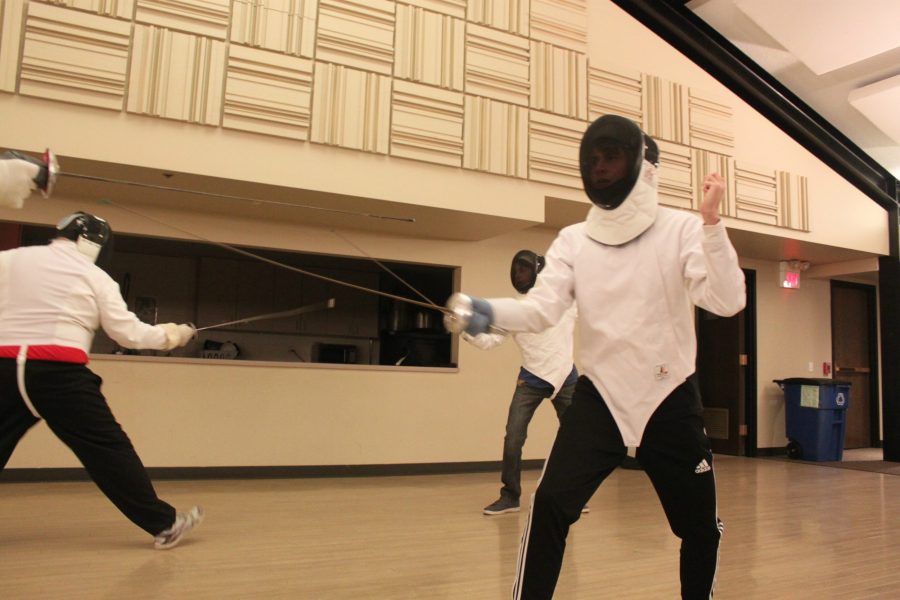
196, 299, 335, 332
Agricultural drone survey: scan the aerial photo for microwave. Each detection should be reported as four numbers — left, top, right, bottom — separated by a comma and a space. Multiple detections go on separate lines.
313, 343, 358, 364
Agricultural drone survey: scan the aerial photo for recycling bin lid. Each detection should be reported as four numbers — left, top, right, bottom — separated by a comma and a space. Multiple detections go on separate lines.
774, 377, 852, 386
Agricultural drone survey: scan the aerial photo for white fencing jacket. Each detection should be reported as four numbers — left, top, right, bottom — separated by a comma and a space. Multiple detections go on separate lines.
464, 305, 576, 398
488, 208, 746, 446
0, 239, 169, 359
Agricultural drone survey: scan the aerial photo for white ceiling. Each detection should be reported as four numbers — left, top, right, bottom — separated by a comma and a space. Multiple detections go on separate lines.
688, 0, 900, 181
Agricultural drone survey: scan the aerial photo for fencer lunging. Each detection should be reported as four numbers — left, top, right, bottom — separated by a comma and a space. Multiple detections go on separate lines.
0, 210, 203, 549
463, 250, 579, 516
445, 114, 746, 599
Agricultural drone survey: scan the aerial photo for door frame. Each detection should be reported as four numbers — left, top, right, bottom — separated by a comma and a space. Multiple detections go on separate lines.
743, 269, 758, 457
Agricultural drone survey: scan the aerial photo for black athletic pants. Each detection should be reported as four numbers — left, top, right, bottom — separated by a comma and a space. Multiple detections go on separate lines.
0, 358, 176, 535
513, 375, 721, 599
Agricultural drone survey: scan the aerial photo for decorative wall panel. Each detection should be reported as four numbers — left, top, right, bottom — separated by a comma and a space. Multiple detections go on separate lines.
688, 88, 734, 156
394, 4, 464, 91
230, 0, 318, 57
135, 0, 231, 39
403, 0, 466, 19
734, 162, 778, 226
692, 148, 735, 217
316, 0, 395, 75
463, 96, 528, 177
223, 45, 313, 140
530, 0, 587, 52
643, 74, 688, 145
588, 65, 642, 125
467, 0, 529, 36
777, 171, 810, 231
45, 0, 135, 20
656, 139, 693, 210
528, 110, 582, 188
310, 62, 391, 153
19, 3, 130, 110
128, 25, 226, 125
391, 80, 464, 167
0, 0, 28, 92
530, 41, 587, 119
465, 24, 530, 106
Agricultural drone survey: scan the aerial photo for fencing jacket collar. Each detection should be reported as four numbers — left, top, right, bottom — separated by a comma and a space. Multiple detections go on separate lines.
584, 159, 658, 246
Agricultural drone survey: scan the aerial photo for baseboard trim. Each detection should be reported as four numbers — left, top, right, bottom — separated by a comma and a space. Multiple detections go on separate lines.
0, 459, 546, 483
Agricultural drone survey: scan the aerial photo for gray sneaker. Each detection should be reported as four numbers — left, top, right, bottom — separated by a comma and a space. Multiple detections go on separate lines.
483, 497, 520, 515
154, 506, 204, 550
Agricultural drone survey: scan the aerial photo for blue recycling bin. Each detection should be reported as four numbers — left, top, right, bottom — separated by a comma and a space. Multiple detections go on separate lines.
775, 378, 851, 461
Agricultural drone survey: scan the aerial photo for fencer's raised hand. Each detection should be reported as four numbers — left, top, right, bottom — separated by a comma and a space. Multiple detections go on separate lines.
699, 172, 726, 225
159, 323, 197, 350
0, 156, 40, 209
443, 292, 495, 336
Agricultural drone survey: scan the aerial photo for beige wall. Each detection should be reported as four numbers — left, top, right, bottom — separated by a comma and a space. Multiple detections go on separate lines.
2, 0, 889, 467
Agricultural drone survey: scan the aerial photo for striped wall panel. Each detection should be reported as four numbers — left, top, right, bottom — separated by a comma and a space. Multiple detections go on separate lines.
128, 25, 226, 125
643, 74, 688, 145
530, 0, 587, 52
657, 139, 693, 210
316, 0, 395, 75
223, 45, 313, 140
735, 162, 778, 226
463, 95, 528, 177
394, 4, 465, 91
310, 62, 391, 153
465, 23, 530, 106
135, 0, 231, 39
391, 80, 464, 167
588, 65, 643, 126
230, 0, 318, 57
19, 3, 130, 110
467, 0, 529, 36
0, 0, 29, 92
689, 88, 734, 156
528, 110, 582, 188
777, 171, 810, 231
530, 41, 587, 119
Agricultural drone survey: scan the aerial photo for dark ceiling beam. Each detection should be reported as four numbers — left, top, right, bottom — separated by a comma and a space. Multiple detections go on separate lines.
610, 0, 899, 213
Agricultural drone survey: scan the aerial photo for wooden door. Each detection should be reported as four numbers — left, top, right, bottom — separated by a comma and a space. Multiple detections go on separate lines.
697, 307, 746, 455
831, 282, 877, 448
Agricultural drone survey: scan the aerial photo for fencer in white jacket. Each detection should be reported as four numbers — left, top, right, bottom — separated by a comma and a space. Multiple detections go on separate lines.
0, 208, 203, 550
445, 114, 745, 600
463, 250, 578, 516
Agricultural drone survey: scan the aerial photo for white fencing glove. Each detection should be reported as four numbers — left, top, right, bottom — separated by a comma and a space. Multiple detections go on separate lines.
160, 323, 197, 350
0, 157, 40, 209
443, 293, 494, 336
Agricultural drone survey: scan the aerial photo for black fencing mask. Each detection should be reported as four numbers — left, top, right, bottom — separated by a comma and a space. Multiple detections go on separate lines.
510, 249, 545, 294
580, 115, 654, 210
56, 211, 113, 266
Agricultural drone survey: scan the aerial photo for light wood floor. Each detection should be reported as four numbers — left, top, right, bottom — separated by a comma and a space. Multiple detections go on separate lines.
2, 455, 898, 599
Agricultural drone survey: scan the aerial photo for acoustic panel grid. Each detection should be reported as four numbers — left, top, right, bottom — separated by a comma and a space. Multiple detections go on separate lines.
0, 0, 809, 231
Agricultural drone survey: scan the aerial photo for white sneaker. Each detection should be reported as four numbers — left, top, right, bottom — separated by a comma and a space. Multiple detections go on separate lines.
154, 506, 204, 550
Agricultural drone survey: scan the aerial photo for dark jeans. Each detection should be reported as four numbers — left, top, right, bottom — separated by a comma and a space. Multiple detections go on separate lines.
513, 376, 721, 600
500, 380, 574, 501
0, 358, 176, 535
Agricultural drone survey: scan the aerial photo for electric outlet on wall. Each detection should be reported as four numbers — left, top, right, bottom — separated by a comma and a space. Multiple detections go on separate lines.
807, 361, 814, 372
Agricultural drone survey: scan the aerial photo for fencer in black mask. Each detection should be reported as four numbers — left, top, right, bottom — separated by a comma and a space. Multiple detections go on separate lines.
0, 211, 202, 550
445, 114, 745, 599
